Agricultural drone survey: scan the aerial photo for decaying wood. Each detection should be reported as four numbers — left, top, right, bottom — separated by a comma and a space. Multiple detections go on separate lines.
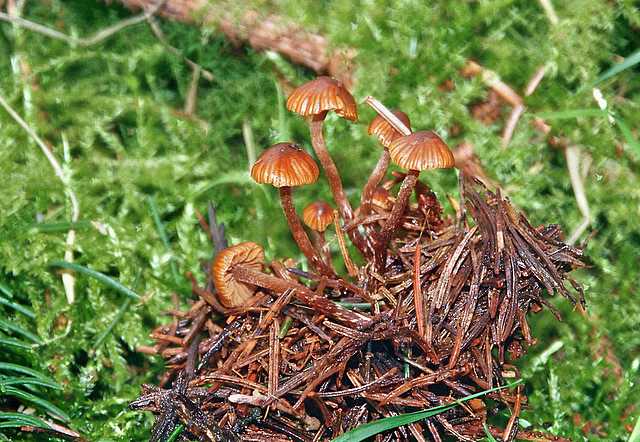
116, 0, 354, 86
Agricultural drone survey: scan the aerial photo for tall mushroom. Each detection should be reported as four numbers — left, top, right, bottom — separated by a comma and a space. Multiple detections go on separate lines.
213, 242, 370, 328
375, 131, 455, 271
286, 76, 366, 252
302, 200, 334, 266
361, 110, 412, 216
251, 142, 333, 276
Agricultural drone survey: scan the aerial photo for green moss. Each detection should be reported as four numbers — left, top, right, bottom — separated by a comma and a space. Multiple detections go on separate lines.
1, 0, 638, 439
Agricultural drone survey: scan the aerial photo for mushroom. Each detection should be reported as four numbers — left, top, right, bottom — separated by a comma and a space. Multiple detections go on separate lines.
302, 200, 334, 266
251, 142, 333, 276
286, 76, 366, 252
361, 110, 412, 216
211, 241, 264, 308
375, 131, 455, 270
213, 242, 370, 327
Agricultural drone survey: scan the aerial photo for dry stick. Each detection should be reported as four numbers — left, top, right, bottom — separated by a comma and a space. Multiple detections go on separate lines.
364, 96, 411, 136
231, 265, 371, 328
565, 145, 591, 244
524, 66, 547, 97
146, 16, 215, 81
537, 0, 559, 25
0, 0, 166, 47
501, 104, 525, 148
413, 243, 425, 338
0, 93, 80, 304
333, 210, 358, 277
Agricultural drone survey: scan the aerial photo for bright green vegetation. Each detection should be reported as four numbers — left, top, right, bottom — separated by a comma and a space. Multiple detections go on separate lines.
1, 1, 638, 440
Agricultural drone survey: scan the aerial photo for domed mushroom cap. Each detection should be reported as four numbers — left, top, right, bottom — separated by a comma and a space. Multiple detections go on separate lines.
371, 187, 392, 210
368, 110, 411, 148
388, 131, 455, 171
286, 76, 358, 121
302, 201, 334, 232
212, 242, 264, 308
251, 143, 319, 187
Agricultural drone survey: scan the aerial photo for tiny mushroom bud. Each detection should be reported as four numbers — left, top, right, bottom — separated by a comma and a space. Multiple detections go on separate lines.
302, 201, 334, 267
375, 131, 455, 271
360, 110, 412, 216
212, 242, 264, 308
302, 201, 334, 233
287, 76, 366, 253
251, 143, 333, 276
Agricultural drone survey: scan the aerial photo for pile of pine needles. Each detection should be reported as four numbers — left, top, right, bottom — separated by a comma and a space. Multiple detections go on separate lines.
130, 123, 584, 441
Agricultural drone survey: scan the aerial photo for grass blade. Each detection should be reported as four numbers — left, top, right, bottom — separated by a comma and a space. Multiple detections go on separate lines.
0, 412, 51, 430
166, 424, 184, 442
0, 376, 62, 390
483, 423, 498, 441
0, 363, 61, 388
332, 379, 523, 442
629, 416, 640, 442
595, 49, 640, 84
91, 298, 132, 353
49, 261, 140, 300
1, 386, 70, 422
0, 337, 33, 350
0, 318, 42, 344
0, 296, 35, 319
28, 220, 91, 233
536, 108, 607, 120
147, 196, 181, 285
616, 118, 640, 155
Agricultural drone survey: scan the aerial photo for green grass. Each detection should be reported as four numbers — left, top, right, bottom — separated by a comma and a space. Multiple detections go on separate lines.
1, 0, 639, 440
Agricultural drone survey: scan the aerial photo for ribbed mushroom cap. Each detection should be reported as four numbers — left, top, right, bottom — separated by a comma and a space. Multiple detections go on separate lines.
251, 143, 319, 188
286, 76, 358, 121
212, 242, 264, 308
302, 201, 334, 232
371, 187, 392, 210
388, 131, 455, 171
368, 110, 411, 148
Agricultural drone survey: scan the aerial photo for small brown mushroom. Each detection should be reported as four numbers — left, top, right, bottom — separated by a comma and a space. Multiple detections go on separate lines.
361, 110, 412, 216
286, 76, 365, 252
302, 201, 334, 266
375, 131, 455, 270
251, 142, 333, 276
211, 242, 264, 308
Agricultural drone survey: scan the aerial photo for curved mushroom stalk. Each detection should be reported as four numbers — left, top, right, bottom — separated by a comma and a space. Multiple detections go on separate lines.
279, 187, 334, 277
360, 148, 390, 216
374, 170, 419, 271
309, 119, 367, 253
310, 230, 332, 267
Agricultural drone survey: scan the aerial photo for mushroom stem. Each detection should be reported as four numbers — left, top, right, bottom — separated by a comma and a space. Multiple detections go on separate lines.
232, 265, 371, 328
309, 118, 367, 253
360, 148, 390, 216
310, 230, 332, 268
278, 187, 333, 276
364, 96, 411, 136
374, 170, 419, 271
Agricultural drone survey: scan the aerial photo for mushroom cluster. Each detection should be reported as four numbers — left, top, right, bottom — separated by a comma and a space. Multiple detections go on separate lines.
132, 76, 585, 442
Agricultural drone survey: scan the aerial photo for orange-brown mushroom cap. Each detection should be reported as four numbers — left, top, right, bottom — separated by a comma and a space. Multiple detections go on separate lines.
388, 131, 455, 171
302, 201, 334, 232
212, 242, 264, 308
251, 142, 319, 187
368, 110, 412, 148
286, 76, 358, 121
